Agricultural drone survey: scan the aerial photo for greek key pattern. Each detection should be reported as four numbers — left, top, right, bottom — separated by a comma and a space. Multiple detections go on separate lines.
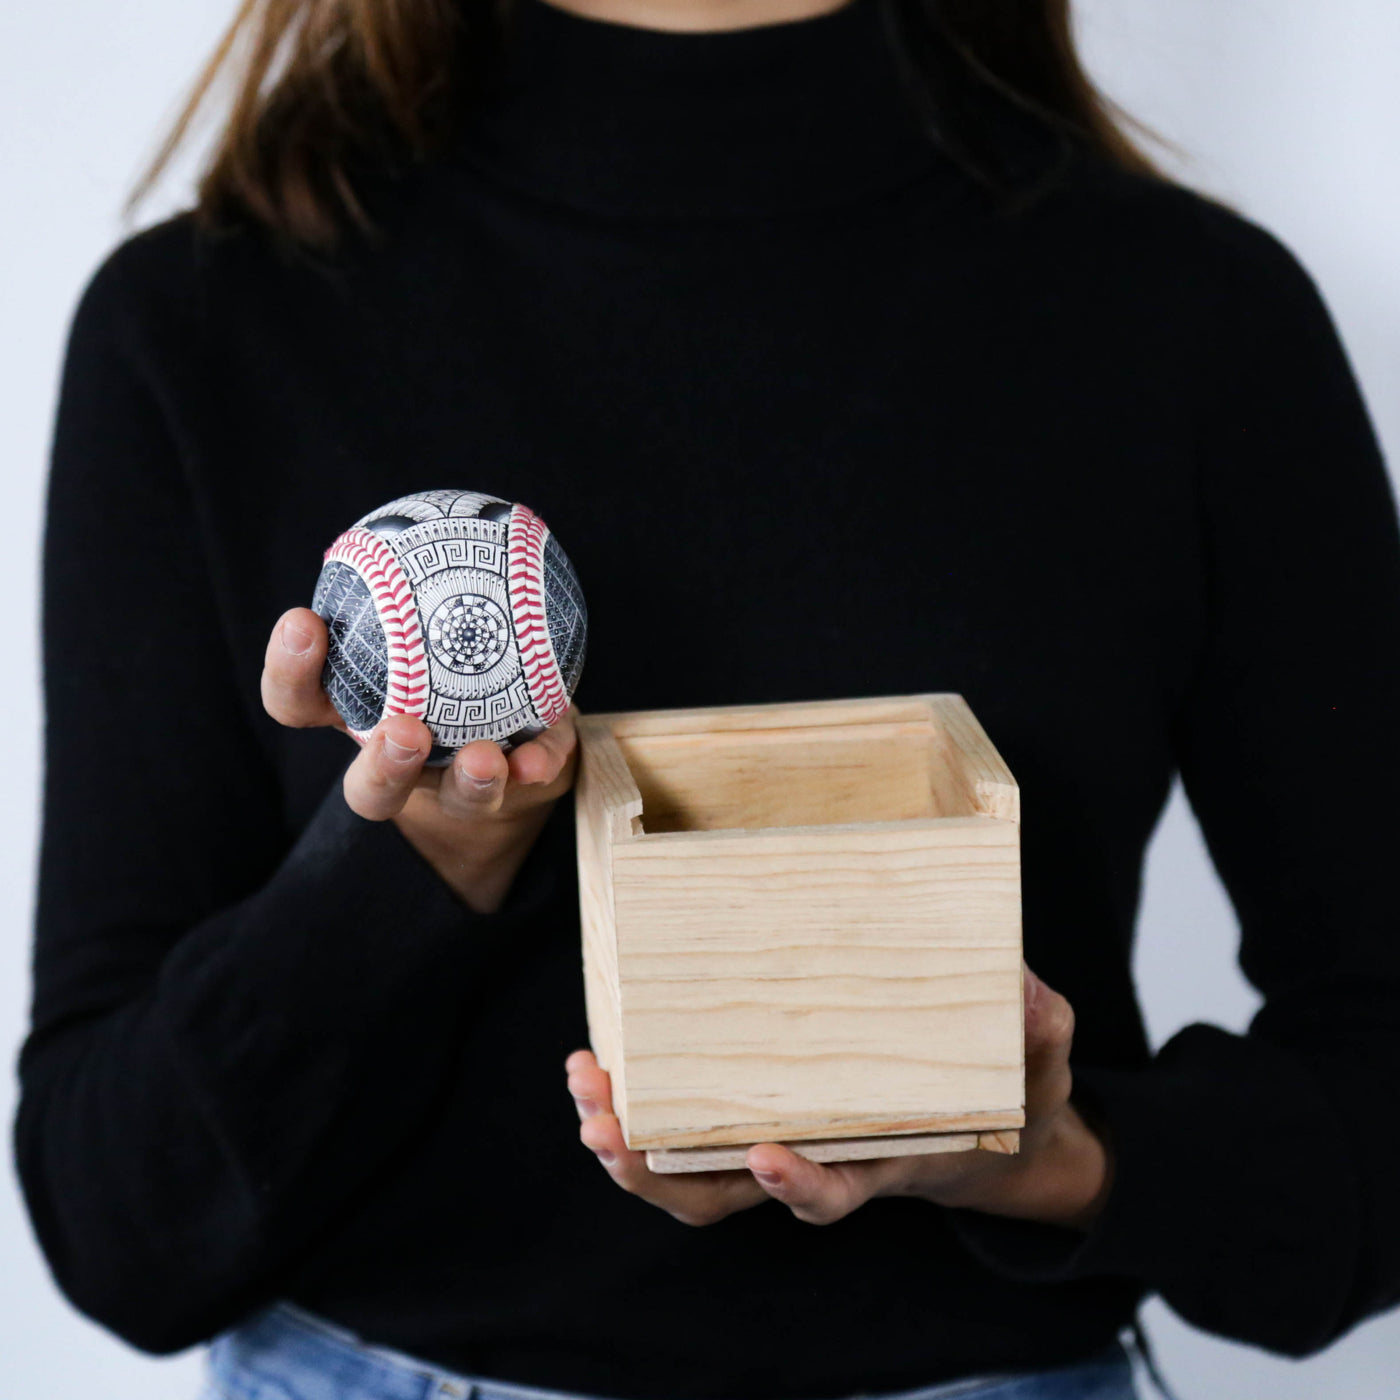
399, 533, 507, 585
427, 675, 535, 730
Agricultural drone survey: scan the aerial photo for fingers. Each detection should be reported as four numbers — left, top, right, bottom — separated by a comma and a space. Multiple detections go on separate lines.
745, 1144, 893, 1226
267, 610, 576, 823
578, 1110, 768, 1226
506, 709, 578, 788
342, 714, 432, 820
563, 1049, 768, 1227
436, 713, 577, 819
740, 968, 1078, 1226
560, 974, 1079, 1234
261, 609, 343, 730
437, 740, 511, 819
1023, 965, 1076, 1122
565, 1048, 614, 1121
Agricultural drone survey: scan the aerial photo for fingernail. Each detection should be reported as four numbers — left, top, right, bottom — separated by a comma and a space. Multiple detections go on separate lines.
573, 1095, 599, 1119
383, 736, 420, 764
282, 619, 314, 655
1025, 968, 1042, 1010
467, 774, 497, 791
752, 1170, 782, 1186
594, 1148, 616, 1165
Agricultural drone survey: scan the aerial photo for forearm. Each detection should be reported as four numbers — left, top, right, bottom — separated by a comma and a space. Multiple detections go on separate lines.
18, 781, 565, 1351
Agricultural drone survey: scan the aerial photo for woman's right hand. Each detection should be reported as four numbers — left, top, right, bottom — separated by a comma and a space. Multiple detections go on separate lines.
262, 607, 577, 914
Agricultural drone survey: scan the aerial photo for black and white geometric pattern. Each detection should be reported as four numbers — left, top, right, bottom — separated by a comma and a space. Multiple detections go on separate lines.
427, 595, 512, 675
544, 533, 587, 698
312, 489, 588, 761
313, 561, 389, 737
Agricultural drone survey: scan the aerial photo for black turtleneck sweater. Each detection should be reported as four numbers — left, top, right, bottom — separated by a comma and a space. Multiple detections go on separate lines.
18, 0, 1400, 1394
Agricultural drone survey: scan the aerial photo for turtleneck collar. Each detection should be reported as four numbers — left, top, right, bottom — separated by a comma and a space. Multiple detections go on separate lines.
453, 0, 951, 219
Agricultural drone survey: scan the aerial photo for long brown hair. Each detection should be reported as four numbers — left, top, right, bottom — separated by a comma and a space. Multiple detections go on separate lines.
134, 0, 1171, 250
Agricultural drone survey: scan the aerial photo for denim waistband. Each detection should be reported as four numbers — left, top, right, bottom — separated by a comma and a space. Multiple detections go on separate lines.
207, 1301, 1138, 1400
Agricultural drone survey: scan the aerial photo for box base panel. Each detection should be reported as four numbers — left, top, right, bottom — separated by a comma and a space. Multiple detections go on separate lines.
646, 1127, 1020, 1174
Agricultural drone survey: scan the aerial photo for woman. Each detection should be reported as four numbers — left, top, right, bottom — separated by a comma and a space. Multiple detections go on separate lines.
17, 0, 1400, 1397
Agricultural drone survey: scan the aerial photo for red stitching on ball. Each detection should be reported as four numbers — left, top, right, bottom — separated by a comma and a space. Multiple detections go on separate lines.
322, 526, 429, 729
506, 503, 568, 727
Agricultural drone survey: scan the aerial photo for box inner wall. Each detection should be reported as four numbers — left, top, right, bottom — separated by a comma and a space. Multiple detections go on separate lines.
617, 719, 978, 833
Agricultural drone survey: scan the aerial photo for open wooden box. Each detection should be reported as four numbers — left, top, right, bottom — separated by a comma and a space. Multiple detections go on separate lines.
574, 694, 1024, 1174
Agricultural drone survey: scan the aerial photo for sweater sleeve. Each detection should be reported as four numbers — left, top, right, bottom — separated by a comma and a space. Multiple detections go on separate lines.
14, 239, 566, 1354
942, 215, 1400, 1354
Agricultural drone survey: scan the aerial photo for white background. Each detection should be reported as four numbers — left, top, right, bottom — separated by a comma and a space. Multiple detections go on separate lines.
1, 1, 1397, 1396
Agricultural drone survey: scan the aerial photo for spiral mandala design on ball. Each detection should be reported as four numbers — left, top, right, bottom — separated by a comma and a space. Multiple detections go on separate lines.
312, 489, 587, 761
428, 595, 511, 674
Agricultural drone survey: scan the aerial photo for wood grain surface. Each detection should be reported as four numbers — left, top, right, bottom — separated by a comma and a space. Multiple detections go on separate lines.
645, 1127, 1025, 1175
575, 695, 1025, 1159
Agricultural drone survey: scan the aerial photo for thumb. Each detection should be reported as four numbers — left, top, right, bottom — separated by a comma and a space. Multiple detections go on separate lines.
1023, 965, 1076, 1122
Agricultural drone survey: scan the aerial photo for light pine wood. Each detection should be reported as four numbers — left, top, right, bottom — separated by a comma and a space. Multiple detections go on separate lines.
611, 826, 1022, 1147
648, 1129, 982, 1174
574, 718, 643, 1128
977, 1130, 1022, 1155
926, 694, 1020, 823
602, 694, 937, 739
575, 694, 1024, 1162
617, 721, 958, 834
629, 1103, 1024, 1150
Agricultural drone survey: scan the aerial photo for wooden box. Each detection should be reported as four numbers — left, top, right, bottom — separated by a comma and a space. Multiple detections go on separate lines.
574, 694, 1024, 1174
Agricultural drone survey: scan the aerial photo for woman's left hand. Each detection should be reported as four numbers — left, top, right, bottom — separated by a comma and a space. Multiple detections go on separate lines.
564, 965, 1113, 1231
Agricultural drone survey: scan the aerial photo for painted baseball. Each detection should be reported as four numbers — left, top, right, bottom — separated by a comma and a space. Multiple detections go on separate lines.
312, 489, 587, 763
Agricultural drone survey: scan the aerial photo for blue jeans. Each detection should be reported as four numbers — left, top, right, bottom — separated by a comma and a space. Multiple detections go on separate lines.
202, 1302, 1143, 1400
